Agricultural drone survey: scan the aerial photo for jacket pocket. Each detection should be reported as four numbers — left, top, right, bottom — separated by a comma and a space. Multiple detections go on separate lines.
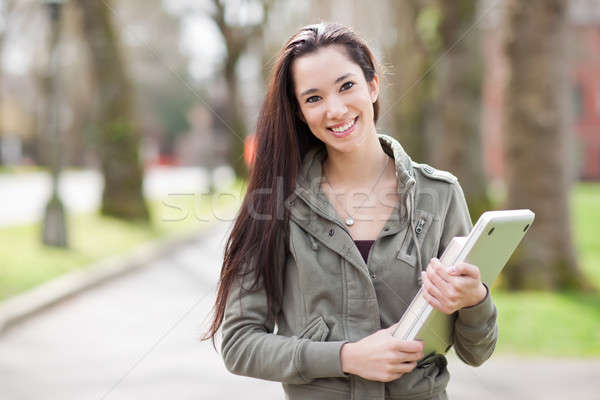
397, 209, 434, 267
298, 315, 329, 342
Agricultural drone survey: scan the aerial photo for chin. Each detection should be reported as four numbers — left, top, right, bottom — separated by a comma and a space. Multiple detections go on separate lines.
323, 134, 365, 155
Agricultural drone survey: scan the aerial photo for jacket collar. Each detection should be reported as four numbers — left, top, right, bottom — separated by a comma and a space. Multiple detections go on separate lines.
290, 133, 416, 235
289, 134, 417, 274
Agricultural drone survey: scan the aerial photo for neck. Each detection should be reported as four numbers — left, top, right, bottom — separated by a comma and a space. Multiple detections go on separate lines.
323, 133, 389, 188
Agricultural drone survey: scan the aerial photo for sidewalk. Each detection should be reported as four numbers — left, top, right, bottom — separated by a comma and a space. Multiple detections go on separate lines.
1, 220, 598, 399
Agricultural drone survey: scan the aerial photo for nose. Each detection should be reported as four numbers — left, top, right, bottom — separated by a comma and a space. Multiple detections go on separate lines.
325, 95, 348, 120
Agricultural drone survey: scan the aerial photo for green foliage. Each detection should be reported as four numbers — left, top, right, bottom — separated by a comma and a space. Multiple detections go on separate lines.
157, 92, 192, 140
153, 75, 199, 154
416, 5, 442, 54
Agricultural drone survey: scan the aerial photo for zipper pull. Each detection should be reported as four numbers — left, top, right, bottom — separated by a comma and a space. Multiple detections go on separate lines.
407, 218, 426, 256
415, 218, 425, 235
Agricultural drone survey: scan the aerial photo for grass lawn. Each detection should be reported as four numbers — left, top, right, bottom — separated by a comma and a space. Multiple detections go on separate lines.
492, 182, 600, 357
0, 181, 244, 301
493, 291, 600, 356
572, 183, 600, 288
0, 165, 49, 174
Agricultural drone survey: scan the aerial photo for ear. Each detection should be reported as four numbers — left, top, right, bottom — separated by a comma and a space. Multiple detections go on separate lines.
368, 73, 380, 103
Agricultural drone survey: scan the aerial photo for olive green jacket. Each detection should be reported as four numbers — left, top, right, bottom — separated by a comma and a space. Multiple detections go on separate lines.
221, 134, 498, 400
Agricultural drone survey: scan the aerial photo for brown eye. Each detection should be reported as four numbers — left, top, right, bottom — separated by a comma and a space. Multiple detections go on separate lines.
341, 81, 354, 91
306, 96, 321, 103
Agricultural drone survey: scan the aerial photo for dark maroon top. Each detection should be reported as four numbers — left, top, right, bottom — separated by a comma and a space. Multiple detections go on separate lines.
354, 240, 375, 264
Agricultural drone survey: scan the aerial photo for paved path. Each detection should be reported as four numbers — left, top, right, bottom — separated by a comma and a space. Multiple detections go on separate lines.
1, 221, 598, 399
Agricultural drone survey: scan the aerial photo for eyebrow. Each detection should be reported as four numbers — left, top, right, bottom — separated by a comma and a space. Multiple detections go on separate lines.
299, 73, 356, 97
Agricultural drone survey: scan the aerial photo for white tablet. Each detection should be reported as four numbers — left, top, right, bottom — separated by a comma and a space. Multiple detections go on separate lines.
394, 209, 535, 356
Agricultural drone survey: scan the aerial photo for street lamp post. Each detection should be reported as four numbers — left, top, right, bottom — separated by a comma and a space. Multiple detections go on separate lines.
42, 0, 67, 247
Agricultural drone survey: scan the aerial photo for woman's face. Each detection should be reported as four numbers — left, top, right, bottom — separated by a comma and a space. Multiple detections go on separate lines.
292, 45, 379, 155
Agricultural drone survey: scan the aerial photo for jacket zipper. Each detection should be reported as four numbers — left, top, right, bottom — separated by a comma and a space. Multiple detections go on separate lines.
407, 217, 426, 256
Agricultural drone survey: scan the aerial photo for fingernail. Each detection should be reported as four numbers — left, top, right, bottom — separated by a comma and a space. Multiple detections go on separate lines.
449, 266, 456, 274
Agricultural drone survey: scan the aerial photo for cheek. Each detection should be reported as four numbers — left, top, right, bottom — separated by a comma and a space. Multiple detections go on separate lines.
354, 90, 375, 108
302, 107, 324, 128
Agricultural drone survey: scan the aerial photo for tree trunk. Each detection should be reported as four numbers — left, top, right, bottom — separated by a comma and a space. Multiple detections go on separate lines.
387, 0, 435, 164
211, 0, 273, 178
77, 0, 149, 221
502, 0, 588, 290
0, 38, 4, 167
224, 52, 247, 177
0, 0, 17, 166
434, 0, 491, 221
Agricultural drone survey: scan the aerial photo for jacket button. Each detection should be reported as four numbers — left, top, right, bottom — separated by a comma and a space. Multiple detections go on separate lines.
328, 228, 335, 237
370, 272, 377, 280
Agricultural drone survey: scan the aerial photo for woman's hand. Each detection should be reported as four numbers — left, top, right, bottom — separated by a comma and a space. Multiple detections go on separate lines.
421, 258, 487, 315
340, 324, 424, 382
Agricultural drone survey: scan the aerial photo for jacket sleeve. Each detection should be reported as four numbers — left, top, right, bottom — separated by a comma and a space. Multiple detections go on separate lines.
439, 181, 498, 367
220, 258, 349, 383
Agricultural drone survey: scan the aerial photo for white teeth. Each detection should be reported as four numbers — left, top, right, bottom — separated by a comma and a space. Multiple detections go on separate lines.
330, 118, 355, 132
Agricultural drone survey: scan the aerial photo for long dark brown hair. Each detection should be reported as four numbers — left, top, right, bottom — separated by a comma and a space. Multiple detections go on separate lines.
203, 22, 381, 344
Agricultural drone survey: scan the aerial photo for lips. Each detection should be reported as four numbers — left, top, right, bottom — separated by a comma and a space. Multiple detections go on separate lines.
327, 116, 358, 137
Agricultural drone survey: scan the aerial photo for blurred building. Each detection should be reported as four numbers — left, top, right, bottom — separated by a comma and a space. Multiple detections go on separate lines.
481, 0, 600, 180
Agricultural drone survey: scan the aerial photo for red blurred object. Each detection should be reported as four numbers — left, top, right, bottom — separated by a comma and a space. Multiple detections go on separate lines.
157, 154, 177, 166
244, 134, 257, 168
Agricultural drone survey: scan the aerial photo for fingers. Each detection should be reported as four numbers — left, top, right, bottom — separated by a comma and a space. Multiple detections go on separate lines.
363, 337, 424, 382
394, 339, 424, 353
392, 361, 418, 374
396, 351, 424, 363
422, 283, 453, 314
427, 258, 452, 284
379, 363, 417, 382
387, 355, 421, 378
422, 264, 456, 313
422, 271, 445, 301
448, 262, 480, 279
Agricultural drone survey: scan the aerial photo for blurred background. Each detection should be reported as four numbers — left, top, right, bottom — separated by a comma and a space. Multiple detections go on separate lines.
0, 0, 599, 399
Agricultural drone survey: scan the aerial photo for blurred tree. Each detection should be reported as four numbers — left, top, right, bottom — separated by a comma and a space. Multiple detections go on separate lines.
210, 0, 274, 177
433, 0, 491, 221
62, 2, 94, 167
387, 0, 439, 164
154, 88, 193, 155
77, 0, 149, 221
0, 0, 18, 166
115, 0, 195, 163
502, 0, 588, 290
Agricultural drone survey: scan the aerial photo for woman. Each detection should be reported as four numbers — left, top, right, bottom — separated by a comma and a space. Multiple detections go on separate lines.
203, 23, 497, 400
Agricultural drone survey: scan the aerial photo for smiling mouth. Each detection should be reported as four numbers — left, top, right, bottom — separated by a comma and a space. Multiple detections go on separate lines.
327, 116, 358, 135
